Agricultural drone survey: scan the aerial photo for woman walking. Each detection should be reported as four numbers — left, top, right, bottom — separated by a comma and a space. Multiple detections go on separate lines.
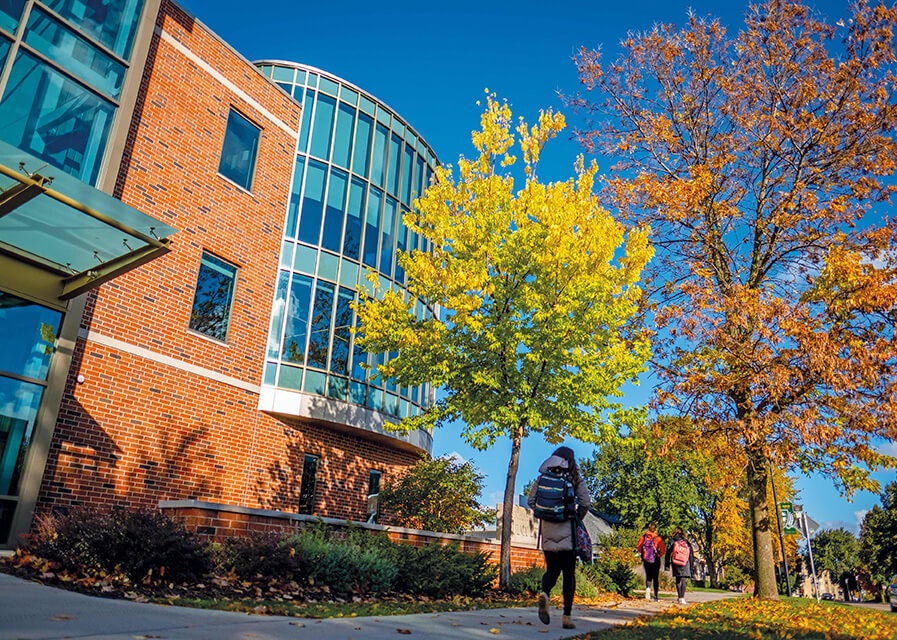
636, 523, 665, 600
665, 527, 695, 604
528, 446, 590, 629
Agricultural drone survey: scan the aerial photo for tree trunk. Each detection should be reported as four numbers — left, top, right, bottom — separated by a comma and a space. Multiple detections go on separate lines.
747, 445, 779, 600
704, 527, 719, 589
499, 421, 525, 590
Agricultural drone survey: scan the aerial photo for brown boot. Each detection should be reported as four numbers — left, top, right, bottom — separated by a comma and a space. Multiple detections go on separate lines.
537, 592, 550, 625
562, 615, 576, 629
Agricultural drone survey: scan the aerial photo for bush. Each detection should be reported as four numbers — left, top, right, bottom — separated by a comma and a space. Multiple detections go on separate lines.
24, 507, 209, 583
216, 532, 296, 581
393, 541, 497, 598
284, 528, 398, 596
508, 565, 544, 596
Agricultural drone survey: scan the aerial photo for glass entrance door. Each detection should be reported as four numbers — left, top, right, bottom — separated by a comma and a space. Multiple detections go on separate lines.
0, 291, 61, 543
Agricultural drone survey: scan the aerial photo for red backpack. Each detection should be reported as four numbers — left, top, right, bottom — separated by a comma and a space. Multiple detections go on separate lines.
671, 538, 690, 566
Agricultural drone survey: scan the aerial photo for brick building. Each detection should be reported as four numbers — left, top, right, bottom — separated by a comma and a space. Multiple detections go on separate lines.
0, 0, 435, 547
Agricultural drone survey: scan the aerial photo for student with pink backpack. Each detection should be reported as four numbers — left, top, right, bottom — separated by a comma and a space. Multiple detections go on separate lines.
636, 523, 666, 600
665, 527, 695, 604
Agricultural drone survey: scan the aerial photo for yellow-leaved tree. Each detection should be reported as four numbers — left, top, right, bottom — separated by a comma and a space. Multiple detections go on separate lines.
355, 94, 654, 587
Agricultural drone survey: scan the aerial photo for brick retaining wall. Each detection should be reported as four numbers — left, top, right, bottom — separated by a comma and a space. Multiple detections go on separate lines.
160, 499, 545, 572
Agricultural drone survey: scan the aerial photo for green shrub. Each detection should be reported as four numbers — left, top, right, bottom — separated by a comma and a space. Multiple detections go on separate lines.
393, 541, 496, 598
24, 507, 209, 583
583, 556, 638, 596
508, 565, 544, 596
285, 531, 398, 596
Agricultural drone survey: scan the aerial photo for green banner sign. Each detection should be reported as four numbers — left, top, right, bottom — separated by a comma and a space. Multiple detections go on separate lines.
780, 502, 798, 535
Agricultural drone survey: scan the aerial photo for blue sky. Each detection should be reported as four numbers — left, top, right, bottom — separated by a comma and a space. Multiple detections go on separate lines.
179, 0, 895, 534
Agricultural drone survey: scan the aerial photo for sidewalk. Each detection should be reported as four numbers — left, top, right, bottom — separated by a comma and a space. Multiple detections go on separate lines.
0, 573, 736, 640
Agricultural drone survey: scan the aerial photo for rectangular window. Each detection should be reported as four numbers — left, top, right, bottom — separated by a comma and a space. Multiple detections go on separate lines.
297, 160, 326, 245
330, 286, 354, 375
0, 50, 114, 186
266, 270, 289, 359
282, 273, 313, 363
321, 168, 347, 253
387, 133, 401, 196
367, 469, 382, 522
0, 0, 25, 34
377, 198, 395, 278
24, 7, 125, 99
371, 124, 388, 188
343, 177, 365, 260
297, 454, 319, 515
309, 94, 336, 160
298, 91, 314, 153
189, 252, 238, 342
43, 0, 145, 59
285, 157, 305, 238
306, 282, 334, 369
218, 109, 260, 191
352, 112, 373, 178
332, 102, 355, 169
363, 187, 381, 268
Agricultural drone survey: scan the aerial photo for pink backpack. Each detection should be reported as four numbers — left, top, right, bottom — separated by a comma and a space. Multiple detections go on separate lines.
671, 538, 690, 566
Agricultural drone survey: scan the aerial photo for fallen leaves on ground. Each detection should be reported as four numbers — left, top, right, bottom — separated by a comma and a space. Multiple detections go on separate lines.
582, 598, 897, 639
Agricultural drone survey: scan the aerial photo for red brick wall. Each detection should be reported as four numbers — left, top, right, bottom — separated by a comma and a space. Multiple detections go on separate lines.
162, 503, 546, 573
34, 0, 419, 524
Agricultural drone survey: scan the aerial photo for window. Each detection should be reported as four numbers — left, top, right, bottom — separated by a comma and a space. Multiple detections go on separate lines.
218, 109, 260, 191
367, 470, 381, 523
0, 50, 115, 185
297, 454, 319, 514
189, 252, 237, 342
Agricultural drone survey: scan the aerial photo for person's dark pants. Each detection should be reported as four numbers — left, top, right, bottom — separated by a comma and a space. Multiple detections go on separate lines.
542, 550, 576, 615
643, 560, 660, 598
676, 576, 688, 599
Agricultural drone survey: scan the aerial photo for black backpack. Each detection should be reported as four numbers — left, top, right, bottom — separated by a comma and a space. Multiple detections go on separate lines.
532, 471, 575, 522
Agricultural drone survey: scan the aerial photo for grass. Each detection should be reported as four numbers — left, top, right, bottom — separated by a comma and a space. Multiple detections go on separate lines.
147, 595, 533, 618
688, 586, 736, 593
574, 597, 897, 640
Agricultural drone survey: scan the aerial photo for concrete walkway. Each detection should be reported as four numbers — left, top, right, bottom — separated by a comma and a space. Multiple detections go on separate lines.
0, 573, 737, 640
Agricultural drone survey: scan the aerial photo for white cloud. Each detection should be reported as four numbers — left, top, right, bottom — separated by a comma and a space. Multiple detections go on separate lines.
444, 451, 467, 465
854, 509, 870, 532
877, 441, 897, 458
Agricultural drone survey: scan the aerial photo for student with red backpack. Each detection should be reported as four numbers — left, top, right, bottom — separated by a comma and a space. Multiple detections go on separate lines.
665, 527, 695, 604
636, 523, 665, 600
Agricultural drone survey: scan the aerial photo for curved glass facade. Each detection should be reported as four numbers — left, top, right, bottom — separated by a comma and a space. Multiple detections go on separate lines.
255, 61, 437, 425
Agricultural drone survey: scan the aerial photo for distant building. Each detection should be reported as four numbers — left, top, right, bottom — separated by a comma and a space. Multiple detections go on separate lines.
0, 0, 437, 547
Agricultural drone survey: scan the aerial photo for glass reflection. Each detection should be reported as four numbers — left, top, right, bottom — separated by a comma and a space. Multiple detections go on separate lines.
297, 161, 326, 245
321, 168, 347, 253
282, 274, 313, 364
0, 292, 61, 381
307, 281, 334, 369
43, 0, 145, 59
25, 8, 127, 98
0, 50, 115, 185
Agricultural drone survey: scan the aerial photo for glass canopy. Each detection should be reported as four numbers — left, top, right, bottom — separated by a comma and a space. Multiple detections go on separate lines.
0, 139, 176, 300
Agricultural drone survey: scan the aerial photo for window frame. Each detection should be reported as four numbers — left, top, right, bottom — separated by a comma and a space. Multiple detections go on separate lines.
188, 251, 239, 344
217, 107, 262, 192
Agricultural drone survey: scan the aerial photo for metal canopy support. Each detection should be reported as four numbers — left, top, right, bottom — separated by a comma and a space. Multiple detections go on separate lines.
0, 181, 44, 218
60, 241, 171, 300
0, 158, 175, 301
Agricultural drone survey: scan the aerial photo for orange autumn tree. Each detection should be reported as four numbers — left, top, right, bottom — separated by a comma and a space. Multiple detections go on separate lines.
569, 0, 897, 599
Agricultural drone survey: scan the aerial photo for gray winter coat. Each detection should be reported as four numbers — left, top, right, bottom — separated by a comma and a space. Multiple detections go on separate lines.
527, 454, 591, 552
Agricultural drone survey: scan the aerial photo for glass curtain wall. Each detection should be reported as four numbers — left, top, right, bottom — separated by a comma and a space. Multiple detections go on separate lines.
0, 0, 145, 186
257, 62, 437, 419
